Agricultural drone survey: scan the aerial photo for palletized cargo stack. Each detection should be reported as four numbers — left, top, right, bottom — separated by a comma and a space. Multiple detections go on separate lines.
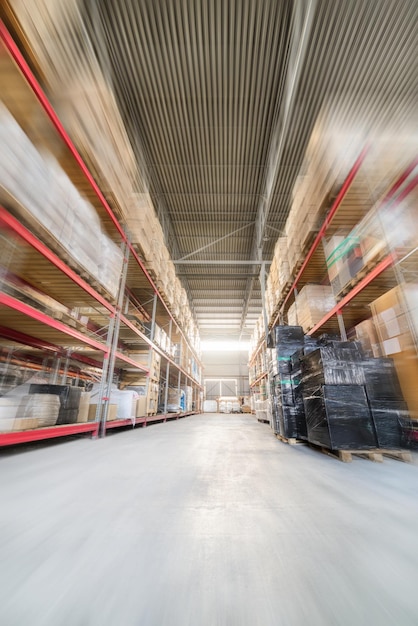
271, 326, 304, 439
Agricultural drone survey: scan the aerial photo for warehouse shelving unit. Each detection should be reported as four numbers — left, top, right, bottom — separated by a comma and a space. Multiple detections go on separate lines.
249, 147, 418, 418
0, 21, 202, 446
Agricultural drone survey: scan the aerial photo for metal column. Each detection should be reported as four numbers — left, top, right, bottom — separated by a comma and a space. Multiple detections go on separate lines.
99, 238, 130, 437
336, 311, 347, 341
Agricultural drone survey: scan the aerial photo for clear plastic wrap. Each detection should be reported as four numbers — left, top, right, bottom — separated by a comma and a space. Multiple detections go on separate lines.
361, 358, 404, 401
368, 400, 410, 449
29, 384, 82, 425
301, 345, 365, 389
291, 285, 335, 332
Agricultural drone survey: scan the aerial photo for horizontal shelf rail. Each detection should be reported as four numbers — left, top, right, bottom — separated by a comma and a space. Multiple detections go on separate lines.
0, 412, 198, 446
307, 254, 395, 334
0, 293, 149, 373
307, 169, 418, 335
250, 372, 268, 388
0, 422, 98, 446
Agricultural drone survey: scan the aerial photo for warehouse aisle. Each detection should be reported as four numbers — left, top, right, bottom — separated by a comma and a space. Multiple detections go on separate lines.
1, 414, 418, 626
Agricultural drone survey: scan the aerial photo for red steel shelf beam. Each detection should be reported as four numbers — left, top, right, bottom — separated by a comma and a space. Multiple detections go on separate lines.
105, 412, 195, 430
0, 292, 107, 351
0, 293, 148, 373
306, 169, 418, 335
250, 371, 268, 388
0, 20, 201, 366
0, 412, 197, 447
0, 324, 62, 354
307, 253, 395, 335
0, 325, 104, 369
0, 422, 98, 446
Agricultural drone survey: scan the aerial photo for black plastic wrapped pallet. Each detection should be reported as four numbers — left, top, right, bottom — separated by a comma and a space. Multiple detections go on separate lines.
272, 397, 281, 434
303, 384, 377, 450
304, 336, 320, 354
273, 325, 304, 345
317, 334, 344, 346
290, 349, 303, 370
273, 326, 304, 363
361, 358, 404, 401
29, 384, 82, 424
274, 375, 294, 406
302, 345, 365, 389
277, 356, 292, 374
276, 403, 299, 439
369, 400, 410, 449
291, 370, 307, 439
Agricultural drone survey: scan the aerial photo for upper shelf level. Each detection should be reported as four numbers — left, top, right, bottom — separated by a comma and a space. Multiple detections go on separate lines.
0, 19, 202, 382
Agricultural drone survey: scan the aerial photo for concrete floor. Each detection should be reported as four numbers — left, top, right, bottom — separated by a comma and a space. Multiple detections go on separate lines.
1, 413, 418, 626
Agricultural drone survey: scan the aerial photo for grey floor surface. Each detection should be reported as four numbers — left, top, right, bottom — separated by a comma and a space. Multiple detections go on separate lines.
1, 413, 418, 626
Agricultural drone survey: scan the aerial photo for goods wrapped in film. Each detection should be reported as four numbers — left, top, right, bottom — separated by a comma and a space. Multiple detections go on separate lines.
302, 384, 377, 450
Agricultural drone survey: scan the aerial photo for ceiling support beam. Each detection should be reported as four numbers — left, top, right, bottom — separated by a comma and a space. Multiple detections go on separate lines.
176, 222, 255, 261
174, 260, 271, 265
239, 0, 316, 336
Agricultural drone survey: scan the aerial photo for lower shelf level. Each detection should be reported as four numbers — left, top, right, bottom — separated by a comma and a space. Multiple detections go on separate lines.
0, 412, 197, 446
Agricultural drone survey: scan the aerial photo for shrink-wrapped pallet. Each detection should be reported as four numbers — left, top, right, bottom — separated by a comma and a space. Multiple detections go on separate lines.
0, 104, 123, 298
290, 285, 335, 333
370, 284, 418, 419
19, 394, 60, 428
354, 319, 382, 358
12, 1, 140, 210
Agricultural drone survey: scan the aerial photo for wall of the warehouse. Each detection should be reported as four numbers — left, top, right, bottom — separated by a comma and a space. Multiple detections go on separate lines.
202, 350, 250, 399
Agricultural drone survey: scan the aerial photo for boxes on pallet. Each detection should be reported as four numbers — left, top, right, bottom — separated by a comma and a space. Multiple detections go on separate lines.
370, 284, 418, 418
125, 350, 161, 381
0, 104, 124, 298
87, 404, 118, 422
288, 285, 335, 332
203, 400, 218, 413
29, 385, 81, 425
353, 319, 382, 358
165, 388, 182, 413
182, 386, 193, 412
1, 379, 58, 432
323, 233, 358, 297
77, 391, 91, 423
19, 394, 61, 428
136, 396, 147, 417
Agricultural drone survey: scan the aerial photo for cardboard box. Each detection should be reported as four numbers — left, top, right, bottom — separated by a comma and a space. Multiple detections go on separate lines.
136, 396, 147, 417
390, 349, 418, 420
371, 285, 418, 418
77, 391, 91, 423
87, 404, 118, 422
13, 418, 39, 431
354, 319, 382, 358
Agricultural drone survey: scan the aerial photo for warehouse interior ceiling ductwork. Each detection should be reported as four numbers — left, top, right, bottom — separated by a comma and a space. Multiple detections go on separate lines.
4, 0, 417, 341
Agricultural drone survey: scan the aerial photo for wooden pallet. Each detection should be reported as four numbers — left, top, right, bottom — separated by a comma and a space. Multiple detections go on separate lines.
276, 433, 306, 445
311, 444, 412, 463
335, 253, 386, 300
